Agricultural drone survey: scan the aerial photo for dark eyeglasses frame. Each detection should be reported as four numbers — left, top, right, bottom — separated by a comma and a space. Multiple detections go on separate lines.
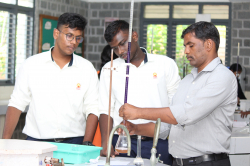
57, 29, 83, 43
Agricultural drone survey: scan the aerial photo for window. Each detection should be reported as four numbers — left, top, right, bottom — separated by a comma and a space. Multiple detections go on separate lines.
174, 25, 191, 78
216, 25, 227, 65
203, 5, 229, 19
18, 0, 34, 8
146, 24, 167, 55
144, 5, 169, 19
0, 1, 34, 85
140, 2, 231, 78
173, 5, 199, 19
0, 0, 16, 5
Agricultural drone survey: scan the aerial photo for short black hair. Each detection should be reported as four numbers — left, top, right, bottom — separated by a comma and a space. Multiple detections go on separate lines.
57, 13, 87, 31
230, 63, 242, 72
181, 21, 220, 52
104, 20, 130, 42
100, 45, 118, 70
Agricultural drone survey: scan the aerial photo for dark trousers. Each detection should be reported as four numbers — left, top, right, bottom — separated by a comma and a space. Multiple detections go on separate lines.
26, 135, 84, 144
173, 158, 231, 166
112, 135, 173, 165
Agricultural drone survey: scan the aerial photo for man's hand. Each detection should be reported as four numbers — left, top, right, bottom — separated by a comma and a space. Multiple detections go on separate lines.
117, 120, 138, 135
100, 145, 119, 157
119, 103, 140, 120
241, 111, 250, 118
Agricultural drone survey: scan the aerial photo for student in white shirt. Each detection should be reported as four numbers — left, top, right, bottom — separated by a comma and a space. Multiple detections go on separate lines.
2, 13, 99, 145
99, 20, 180, 165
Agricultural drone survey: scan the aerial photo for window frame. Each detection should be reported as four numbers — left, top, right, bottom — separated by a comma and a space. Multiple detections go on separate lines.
0, 0, 35, 86
140, 2, 232, 66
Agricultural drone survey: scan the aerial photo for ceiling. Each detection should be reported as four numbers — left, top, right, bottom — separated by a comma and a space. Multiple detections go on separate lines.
81, 0, 250, 2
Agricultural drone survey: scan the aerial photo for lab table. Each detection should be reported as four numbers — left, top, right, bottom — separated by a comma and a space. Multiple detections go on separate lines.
234, 111, 250, 122
1, 119, 249, 166
65, 157, 169, 166
229, 126, 250, 166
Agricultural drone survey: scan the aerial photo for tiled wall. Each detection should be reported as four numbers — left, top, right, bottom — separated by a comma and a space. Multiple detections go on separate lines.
231, 2, 250, 90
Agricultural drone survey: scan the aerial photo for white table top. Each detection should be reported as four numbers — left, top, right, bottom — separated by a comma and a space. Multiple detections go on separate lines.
230, 126, 250, 154
65, 157, 169, 166
234, 112, 250, 122
0, 139, 57, 154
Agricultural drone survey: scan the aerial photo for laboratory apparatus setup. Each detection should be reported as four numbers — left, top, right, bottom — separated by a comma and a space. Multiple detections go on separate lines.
1, 0, 250, 166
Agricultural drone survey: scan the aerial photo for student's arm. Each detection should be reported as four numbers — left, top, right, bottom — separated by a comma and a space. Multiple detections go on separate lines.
2, 107, 22, 139
83, 114, 98, 142
99, 114, 118, 157
4, 59, 32, 138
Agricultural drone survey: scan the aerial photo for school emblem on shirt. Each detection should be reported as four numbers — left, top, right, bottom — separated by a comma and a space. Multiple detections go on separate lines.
153, 72, 157, 79
76, 83, 81, 90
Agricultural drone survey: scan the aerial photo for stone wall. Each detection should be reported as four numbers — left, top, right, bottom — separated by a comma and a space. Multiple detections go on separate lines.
34, 0, 140, 69
231, 2, 250, 90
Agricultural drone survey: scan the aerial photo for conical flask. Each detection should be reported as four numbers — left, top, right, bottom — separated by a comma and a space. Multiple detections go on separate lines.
115, 131, 128, 153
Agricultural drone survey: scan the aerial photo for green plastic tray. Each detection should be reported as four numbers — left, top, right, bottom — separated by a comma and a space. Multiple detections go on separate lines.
49, 142, 102, 164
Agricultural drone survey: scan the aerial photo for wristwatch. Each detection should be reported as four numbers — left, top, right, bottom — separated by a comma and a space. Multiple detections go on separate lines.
82, 141, 94, 146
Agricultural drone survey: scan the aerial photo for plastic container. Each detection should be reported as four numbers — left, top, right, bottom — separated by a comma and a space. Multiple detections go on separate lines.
49, 142, 102, 164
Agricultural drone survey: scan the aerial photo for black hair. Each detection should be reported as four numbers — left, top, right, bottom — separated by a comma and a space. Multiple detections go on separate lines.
99, 45, 118, 77
104, 20, 130, 42
57, 13, 87, 31
181, 21, 220, 52
230, 63, 242, 72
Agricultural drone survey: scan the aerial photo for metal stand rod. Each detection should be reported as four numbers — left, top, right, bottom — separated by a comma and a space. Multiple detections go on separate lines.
107, 49, 114, 146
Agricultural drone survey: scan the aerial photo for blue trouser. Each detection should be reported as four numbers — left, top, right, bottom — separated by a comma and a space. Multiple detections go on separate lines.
26, 135, 84, 144
112, 135, 173, 165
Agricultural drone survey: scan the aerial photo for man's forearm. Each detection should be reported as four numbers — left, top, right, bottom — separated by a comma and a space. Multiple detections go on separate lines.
83, 113, 98, 142
135, 123, 155, 137
2, 106, 22, 139
138, 107, 178, 125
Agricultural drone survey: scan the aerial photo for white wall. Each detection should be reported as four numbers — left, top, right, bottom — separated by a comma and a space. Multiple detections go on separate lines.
0, 86, 14, 100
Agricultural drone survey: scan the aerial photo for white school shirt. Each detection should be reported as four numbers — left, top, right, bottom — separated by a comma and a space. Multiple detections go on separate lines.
9, 47, 99, 139
99, 48, 180, 139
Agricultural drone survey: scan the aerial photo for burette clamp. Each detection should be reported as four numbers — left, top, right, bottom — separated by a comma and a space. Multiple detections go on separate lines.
104, 67, 117, 71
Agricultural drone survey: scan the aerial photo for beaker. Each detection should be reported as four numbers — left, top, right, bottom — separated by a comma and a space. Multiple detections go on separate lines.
115, 132, 128, 153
